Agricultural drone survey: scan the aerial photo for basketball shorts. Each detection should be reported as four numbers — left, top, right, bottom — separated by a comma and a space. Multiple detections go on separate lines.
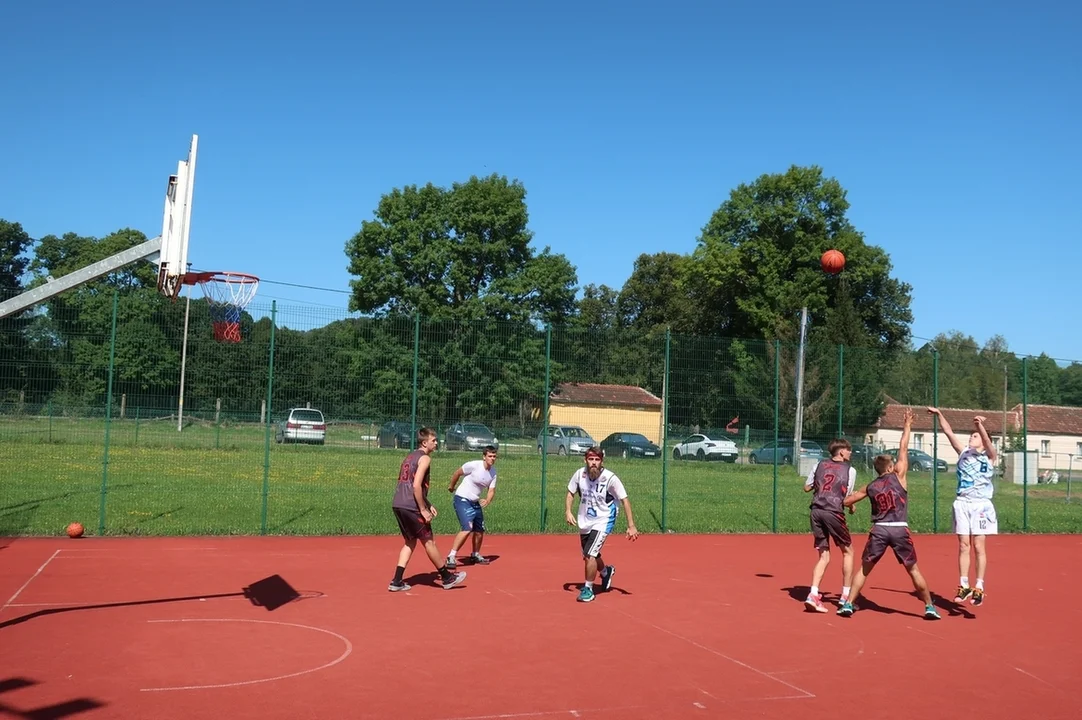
453, 495, 485, 533
862, 525, 917, 568
952, 498, 998, 536
810, 508, 851, 550
392, 507, 433, 543
580, 529, 608, 558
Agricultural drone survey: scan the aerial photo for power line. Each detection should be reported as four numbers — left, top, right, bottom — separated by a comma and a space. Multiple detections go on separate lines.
259, 279, 351, 295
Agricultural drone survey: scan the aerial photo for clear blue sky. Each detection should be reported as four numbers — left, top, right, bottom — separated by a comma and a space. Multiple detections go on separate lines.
2, 1, 1079, 360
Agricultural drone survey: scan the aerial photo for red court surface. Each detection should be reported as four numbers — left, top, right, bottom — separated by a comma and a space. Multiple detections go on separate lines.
1, 533, 1080, 719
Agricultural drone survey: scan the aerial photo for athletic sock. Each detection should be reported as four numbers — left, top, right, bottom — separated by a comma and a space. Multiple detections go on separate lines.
810, 585, 820, 597
975, 578, 984, 590
393, 566, 405, 584
960, 577, 969, 588
439, 566, 455, 583
841, 586, 851, 598
448, 549, 457, 559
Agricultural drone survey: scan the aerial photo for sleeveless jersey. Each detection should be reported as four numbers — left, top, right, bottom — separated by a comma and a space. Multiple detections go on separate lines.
956, 448, 995, 501
867, 472, 908, 525
809, 460, 852, 514
392, 449, 430, 510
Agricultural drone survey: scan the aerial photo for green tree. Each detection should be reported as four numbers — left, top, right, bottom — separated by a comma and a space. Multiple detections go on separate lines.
345, 174, 578, 324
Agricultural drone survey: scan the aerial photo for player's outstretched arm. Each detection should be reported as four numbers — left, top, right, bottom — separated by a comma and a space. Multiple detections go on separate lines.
896, 408, 914, 486
621, 498, 639, 541
974, 416, 997, 465
927, 407, 964, 454
448, 467, 465, 493
843, 486, 868, 508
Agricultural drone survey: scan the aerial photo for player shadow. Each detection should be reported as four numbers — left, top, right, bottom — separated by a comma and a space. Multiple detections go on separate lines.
871, 587, 976, 619
783, 585, 843, 607
0, 677, 106, 719
0, 574, 321, 631
402, 571, 469, 589
562, 582, 632, 596
459, 554, 501, 565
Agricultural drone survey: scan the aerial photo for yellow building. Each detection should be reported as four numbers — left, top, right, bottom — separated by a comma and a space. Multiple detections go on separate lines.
548, 382, 663, 445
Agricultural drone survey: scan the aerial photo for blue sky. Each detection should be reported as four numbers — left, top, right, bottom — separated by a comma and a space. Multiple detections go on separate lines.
2, 1, 1079, 360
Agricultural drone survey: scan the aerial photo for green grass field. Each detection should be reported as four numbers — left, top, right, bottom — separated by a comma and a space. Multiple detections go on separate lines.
3, 416, 1081, 537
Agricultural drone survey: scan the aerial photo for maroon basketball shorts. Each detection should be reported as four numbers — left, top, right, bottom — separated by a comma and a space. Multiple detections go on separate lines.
861, 524, 917, 568
393, 507, 433, 543
810, 508, 851, 550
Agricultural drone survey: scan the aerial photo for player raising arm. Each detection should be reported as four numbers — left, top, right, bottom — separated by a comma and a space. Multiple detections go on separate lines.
838, 408, 941, 620
565, 447, 639, 603
928, 407, 997, 606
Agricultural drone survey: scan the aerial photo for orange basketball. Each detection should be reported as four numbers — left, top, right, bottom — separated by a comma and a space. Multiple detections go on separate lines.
821, 249, 845, 274
66, 522, 84, 539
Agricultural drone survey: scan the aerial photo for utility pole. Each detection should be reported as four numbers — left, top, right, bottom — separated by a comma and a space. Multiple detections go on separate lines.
793, 306, 809, 468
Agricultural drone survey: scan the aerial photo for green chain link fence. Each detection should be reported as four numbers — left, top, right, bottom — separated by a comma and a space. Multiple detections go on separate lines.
2, 291, 1079, 537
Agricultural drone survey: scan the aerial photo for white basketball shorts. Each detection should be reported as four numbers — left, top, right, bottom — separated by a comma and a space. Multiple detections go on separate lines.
952, 498, 998, 536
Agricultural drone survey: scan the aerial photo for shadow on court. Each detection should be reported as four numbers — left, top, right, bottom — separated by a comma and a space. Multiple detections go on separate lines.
872, 586, 976, 619
562, 582, 632, 596
0, 574, 321, 631
0, 677, 105, 719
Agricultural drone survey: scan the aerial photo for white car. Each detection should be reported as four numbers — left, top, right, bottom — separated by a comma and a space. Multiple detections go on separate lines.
672, 433, 739, 462
276, 408, 327, 445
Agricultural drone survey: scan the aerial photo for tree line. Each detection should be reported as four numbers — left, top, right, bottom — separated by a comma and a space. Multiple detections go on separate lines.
1, 166, 1078, 438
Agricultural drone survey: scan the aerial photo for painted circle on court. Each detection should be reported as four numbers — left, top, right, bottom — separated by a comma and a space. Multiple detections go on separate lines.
133, 618, 352, 691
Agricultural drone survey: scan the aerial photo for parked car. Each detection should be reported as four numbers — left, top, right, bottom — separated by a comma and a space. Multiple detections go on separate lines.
445, 422, 499, 451
672, 433, 739, 462
747, 440, 824, 465
887, 448, 949, 473
275, 408, 326, 445
599, 432, 661, 459
850, 443, 881, 469
537, 425, 595, 456
376, 421, 415, 449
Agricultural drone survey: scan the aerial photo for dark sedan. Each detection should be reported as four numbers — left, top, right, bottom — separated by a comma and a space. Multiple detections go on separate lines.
599, 432, 662, 460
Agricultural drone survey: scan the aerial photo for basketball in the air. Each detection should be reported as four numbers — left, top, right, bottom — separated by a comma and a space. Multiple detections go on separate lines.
821, 249, 845, 275
66, 522, 84, 539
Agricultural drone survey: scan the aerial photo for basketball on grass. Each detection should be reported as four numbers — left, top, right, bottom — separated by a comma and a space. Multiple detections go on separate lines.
821, 249, 846, 275
66, 522, 84, 538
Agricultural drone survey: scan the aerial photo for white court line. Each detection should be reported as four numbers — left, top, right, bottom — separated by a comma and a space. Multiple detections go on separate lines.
1013, 667, 1059, 689
436, 707, 645, 720
1, 549, 60, 613
615, 609, 815, 699
906, 625, 945, 641
140, 618, 352, 691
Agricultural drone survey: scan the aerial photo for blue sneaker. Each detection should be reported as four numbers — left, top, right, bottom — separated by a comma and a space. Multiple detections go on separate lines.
924, 604, 942, 620
600, 565, 616, 592
577, 586, 595, 603
837, 601, 854, 617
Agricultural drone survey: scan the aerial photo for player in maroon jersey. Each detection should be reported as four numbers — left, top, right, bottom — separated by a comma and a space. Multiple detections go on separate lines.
801, 439, 857, 612
838, 408, 941, 620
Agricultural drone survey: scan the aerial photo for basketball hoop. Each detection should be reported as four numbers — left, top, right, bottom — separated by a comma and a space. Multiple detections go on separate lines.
182, 271, 260, 343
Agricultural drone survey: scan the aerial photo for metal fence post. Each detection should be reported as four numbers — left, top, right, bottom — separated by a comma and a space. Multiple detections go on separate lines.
1023, 356, 1029, 531
933, 349, 939, 533
261, 300, 277, 535
837, 344, 844, 438
97, 291, 119, 536
772, 339, 780, 533
410, 313, 420, 450
661, 328, 671, 533
539, 323, 552, 531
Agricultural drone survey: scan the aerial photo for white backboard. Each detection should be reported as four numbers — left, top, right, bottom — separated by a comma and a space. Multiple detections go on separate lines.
157, 134, 198, 298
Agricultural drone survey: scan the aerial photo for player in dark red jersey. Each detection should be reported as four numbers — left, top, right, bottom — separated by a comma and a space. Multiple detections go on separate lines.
388, 427, 467, 592
802, 438, 857, 612
838, 408, 940, 620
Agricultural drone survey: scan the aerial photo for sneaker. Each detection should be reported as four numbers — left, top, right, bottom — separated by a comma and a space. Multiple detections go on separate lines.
971, 588, 984, 606
577, 586, 595, 603
446, 556, 457, 569
954, 585, 973, 603
388, 581, 411, 592
470, 553, 490, 565
804, 593, 828, 613
924, 604, 942, 620
442, 570, 467, 590
837, 601, 854, 617
601, 565, 616, 592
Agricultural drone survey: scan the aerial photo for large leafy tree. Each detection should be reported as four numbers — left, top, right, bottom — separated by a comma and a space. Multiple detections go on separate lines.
345, 174, 577, 325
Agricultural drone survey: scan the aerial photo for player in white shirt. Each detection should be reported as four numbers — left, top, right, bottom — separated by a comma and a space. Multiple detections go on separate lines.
446, 446, 498, 568
564, 447, 639, 603
927, 408, 997, 606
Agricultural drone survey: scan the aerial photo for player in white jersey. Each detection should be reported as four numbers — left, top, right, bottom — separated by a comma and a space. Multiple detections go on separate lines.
446, 446, 498, 568
565, 446, 639, 603
928, 408, 997, 606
